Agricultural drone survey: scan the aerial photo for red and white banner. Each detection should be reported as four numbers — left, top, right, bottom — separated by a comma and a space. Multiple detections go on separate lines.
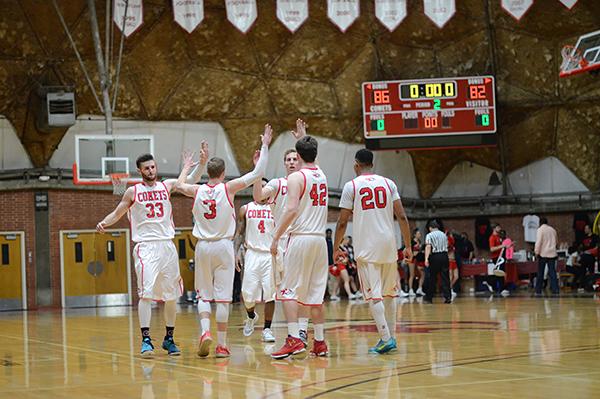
375, 0, 407, 32
327, 0, 360, 33
225, 0, 257, 34
113, 0, 144, 37
276, 0, 308, 33
558, 0, 577, 9
172, 0, 204, 33
501, 0, 534, 21
423, 0, 455, 29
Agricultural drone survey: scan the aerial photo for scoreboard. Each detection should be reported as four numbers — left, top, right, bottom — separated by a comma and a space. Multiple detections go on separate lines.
362, 76, 497, 150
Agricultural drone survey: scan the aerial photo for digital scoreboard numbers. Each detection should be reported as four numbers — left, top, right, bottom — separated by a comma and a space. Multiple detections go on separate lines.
362, 76, 497, 150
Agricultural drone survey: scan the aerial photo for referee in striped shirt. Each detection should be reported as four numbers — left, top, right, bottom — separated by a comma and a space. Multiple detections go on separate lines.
424, 220, 452, 303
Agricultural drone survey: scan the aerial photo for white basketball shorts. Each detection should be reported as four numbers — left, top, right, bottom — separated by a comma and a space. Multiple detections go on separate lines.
134, 240, 182, 301
357, 260, 399, 301
194, 239, 235, 303
277, 235, 328, 306
242, 249, 275, 304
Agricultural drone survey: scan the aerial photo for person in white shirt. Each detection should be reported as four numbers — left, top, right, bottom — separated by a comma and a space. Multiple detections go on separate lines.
96, 142, 208, 358
334, 149, 412, 354
175, 126, 272, 358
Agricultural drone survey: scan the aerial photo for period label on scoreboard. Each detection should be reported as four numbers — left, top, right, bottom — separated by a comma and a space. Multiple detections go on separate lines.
362, 76, 496, 138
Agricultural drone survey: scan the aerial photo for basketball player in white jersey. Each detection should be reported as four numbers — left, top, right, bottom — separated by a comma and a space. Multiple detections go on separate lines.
175, 126, 272, 358
234, 179, 276, 342
270, 135, 329, 359
333, 149, 412, 354
96, 142, 208, 358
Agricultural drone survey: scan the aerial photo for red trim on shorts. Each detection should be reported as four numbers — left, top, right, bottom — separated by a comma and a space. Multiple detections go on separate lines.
224, 183, 234, 208
136, 245, 145, 296
196, 292, 232, 303
299, 170, 307, 200
274, 297, 322, 306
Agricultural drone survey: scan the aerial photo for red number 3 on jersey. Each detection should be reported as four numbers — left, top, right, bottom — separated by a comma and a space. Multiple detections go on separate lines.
203, 199, 217, 219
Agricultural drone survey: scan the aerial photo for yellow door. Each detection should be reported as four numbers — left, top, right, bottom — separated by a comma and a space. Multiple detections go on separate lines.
62, 231, 129, 302
174, 230, 196, 292
0, 233, 23, 303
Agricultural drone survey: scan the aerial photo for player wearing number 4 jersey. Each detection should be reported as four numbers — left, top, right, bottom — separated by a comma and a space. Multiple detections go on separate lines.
175, 125, 272, 358
334, 149, 412, 355
96, 143, 208, 358
270, 135, 329, 359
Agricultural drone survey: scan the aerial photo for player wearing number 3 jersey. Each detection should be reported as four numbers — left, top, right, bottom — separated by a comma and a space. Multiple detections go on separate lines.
175, 125, 272, 359
334, 149, 412, 355
96, 144, 208, 359
270, 135, 329, 359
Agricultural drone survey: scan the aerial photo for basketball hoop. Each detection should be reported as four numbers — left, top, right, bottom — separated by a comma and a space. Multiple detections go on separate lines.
109, 173, 130, 196
560, 45, 587, 73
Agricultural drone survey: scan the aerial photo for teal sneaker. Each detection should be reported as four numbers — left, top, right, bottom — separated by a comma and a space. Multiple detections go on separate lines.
162, 337, 181, 356
375, 337, 397, 354
368, 339, 384, 354
141, 338, 155, 358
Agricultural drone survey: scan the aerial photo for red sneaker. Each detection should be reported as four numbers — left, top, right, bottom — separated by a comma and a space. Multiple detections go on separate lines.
271, 336, 306, 359
215, 345, 230, 358
310, 339, 329, 357
197, 331, 212, 358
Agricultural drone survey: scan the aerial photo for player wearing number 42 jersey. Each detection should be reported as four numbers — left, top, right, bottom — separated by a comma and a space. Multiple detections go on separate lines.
334, 149, 412, 355
175, 125, 272, 359
96, 143, 208, 358
270, 135, 329, 359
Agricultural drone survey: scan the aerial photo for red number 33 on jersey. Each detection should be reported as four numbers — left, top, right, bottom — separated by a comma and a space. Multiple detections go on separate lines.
145, 203, 164, 218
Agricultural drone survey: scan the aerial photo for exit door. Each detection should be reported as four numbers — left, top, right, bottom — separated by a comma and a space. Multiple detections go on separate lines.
60, 229, 131, 308
0, 232, 26, 310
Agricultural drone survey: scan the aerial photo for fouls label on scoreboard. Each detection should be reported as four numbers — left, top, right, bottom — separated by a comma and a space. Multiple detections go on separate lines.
361, 76, 496, 138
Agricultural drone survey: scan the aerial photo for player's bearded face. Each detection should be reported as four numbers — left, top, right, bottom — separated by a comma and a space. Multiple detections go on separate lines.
285, 152, 298, 174
139, 161, 157, 182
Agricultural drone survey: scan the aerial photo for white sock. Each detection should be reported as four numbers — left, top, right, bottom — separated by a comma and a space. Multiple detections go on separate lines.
164, 300, 177, 327
369, 300, 391, 341
288, 322, 300, 338
384, 297, 397, 339
314, 324, 324, 341
138, 299, 152, 328
298, 317, 309, 332
217, 331, 227, 346
200, 318, 211, 334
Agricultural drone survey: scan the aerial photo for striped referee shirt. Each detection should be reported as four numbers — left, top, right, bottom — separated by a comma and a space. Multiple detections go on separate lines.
426, 230, 448, 253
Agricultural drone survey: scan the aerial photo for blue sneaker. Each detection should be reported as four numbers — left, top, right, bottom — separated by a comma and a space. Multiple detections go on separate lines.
141, 338, 155, 358
375, 338, 397, 354
368, 339, 384, 354
162, 337, 181, 356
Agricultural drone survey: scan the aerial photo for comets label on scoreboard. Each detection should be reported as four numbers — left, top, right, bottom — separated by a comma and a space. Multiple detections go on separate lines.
362, 76, 497, 150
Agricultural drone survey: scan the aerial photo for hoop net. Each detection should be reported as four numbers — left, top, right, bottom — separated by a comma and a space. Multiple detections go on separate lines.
561, 45, 587, 73
109, 173, 130, 196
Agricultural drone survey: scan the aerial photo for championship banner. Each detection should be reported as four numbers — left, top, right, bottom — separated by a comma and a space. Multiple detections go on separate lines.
225, 0, 258, 34
172, 0, 204, 33
113, 0, 144, 37
501, 0, 534, 21
276, 0, 309, 33
558, 0, 577, 9
423, 0, 455, 29
327, 0, 360, 33
375, 0, 407, 32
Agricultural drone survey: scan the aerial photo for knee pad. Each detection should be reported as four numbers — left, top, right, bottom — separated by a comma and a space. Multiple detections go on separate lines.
215, 302, 230, 323
197, 300, 211, 314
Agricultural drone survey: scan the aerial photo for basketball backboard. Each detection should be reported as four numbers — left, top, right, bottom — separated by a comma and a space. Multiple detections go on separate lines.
560, 29, 600, 77
73, 134, 154, 186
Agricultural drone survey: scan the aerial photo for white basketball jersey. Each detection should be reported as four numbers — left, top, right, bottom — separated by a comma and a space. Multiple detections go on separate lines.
288, 167, 328, 236
192, 183, 235, 240
128, 181, 175, 242
266, 177, 288, 225
339, 174, 400, 264
244, 202, 274, 252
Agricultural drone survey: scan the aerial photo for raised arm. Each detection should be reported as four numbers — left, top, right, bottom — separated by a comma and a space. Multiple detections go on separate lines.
226, 124, 272, 196
234, 205, 247, 272
97, 187, 135, 233
270, 172, 302, 256
186, 140, 209, 184
393, 199, 413, 262
173, 151, 200, 198
290, 118, 307, 140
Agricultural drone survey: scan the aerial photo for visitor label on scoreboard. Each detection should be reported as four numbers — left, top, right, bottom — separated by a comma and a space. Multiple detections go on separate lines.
276, 0, 308, 33
361, 76, 496, 138
225, 0, 258, 33
113, 0, 144, 37
172, 0, 204, 33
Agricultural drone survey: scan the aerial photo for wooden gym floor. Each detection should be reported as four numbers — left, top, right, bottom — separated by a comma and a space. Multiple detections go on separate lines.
1, 296, 599, 398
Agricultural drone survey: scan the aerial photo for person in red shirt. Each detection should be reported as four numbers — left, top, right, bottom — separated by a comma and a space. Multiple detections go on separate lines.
447, 231, 458, 299
489, 224, 504, 262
